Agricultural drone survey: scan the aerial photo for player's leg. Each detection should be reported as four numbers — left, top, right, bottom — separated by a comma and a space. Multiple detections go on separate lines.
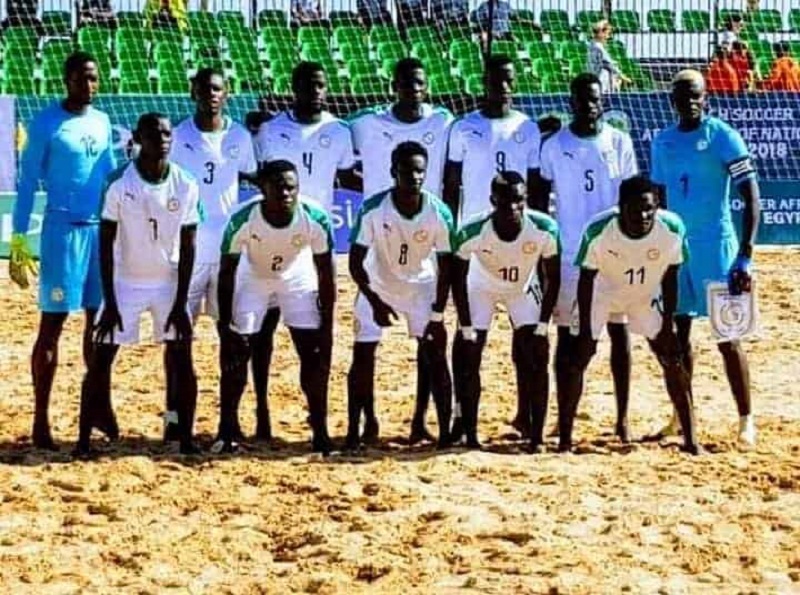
30, 312, 68, 449
556, 329, 596, 452
414, 309, 453, 449
215, 327, 251, 452
513, 326, 549, 452
449, 332, 465, 443
346, 293, 383, 450
251, 306, 280, 440
607, 321, 632, 443
164, 339, 199, 454
410, 348, 434, 445
648, 313, 694, 440
289, 327, 333, 454
510, 331, 532, 439
458, 330, 487, 449
75, 342, 120, 455
718, 339, 754, 445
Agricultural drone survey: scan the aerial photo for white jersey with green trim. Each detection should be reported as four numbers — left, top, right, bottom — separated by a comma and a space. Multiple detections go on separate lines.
350, 189, 455, 298
350, 103, 453, 198
540, 124, 638, 263
253, 110, 356, 213
170, 116, 257, 264
221, 198, 333, 292
575, 208, 688, 306
457, 209, 561, 294
447, 109, 541, 222
101, 161, 201, 286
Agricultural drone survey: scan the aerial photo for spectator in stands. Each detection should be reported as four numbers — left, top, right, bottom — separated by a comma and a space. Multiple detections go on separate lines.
2, 0, 40, 31
761, 42, 800, 92
291, 0, 321, 24
719, 14, 744, 47
145, 0, 187, 31
397, 0, 426, 31
472, 0, 512, 43
706, 46, 740, 93
358, 0, 392, 27
80, 0, 117, 28
730, 41, 754, 91
431, 0, 469, 34
589, 20, 630, 94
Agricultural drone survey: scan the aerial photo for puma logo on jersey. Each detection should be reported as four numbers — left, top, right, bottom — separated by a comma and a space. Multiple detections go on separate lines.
280, 133, 291, 143
382, 222, 392, 232
481, 248, 493, 254
470, 130, 483, 138
562, 151, 574, 159
250, 233, 261, 242
183, 143, 194, 152
382, 131, 393, 141
607, 249, 620, 257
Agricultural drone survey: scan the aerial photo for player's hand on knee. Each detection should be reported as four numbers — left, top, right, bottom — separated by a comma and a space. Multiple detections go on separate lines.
572, 333, 596, 370
727, 254, 752, 296
423, 320, 447, 347
369, 296, 397, 327
165, 306, 193, 342
9, 233, 38, 289
94, 305, 124, 344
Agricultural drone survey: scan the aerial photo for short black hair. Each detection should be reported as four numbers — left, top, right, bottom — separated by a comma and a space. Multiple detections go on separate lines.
292, 61, 326, 88
193, 67, 225, 87
391, 141, 428, 168
136, 112, 169, 133
570, 72, 602, 96
619, 175, 656, 203
491, 170, 526, 194
64, 51, 96, 77
394, 57, 425, 81
774, 41, 790, 56
485, 54, 514, 73
256, 159, 297, 183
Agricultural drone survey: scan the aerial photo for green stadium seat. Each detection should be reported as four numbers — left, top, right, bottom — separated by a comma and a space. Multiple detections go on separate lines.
514, 73, 540, 95
440, 22, 471, 44
682, 10, 710, 32
42, 39, 74, 68
376, 40, 405, 62
749, 40, 774, 60
406, 26, 438, 47
217, 10, 245, 30
78, 25, 112, 53
226, 28, 258, 57
270, 58, 294, 79
258, 9, 287, 28
154, 40, 183, 66
576, 10, 603, 35
647, 9, 676, 33
411, 41, 443, 62
149, 27, 183, 47
510, 22, 543, 44
611, 10, 640, 33
346, 59, 377, 80
490, 40, 518, 59
340, 42, 369, 63
456, 57, 483, 78
464, 73, 482, 95
297, 26, 328, 48
119, 76, 152, 94
188, 11, 220, 41
788, 41, 800, 60
449, 40, 479, 63
568, 56, 587, 77
541, 73, 569, 93
558, 40, 586, 60
607, 39, 628, 61
4, 74, 36, 95
511, 9, 535, 23
531, 58, 559, 79
326, 75, 347, 94
379, 58, 398, 79
421, 56, 450, 78
119, 61, 151, 93
351, 74, 387, 96
369, 26, 402, 50
329, 11, 358, 28
265, 42, 295, 64
333, 26, 364, 49
158, 71, 189, 94
191, 38, 220, 66
791, 9, 800, 33
260, 25, 294, 47
526, 41, 556, 61
748, 10, 783, 33
4, 27, 39, 58
539, 10, 571, 37
428, 73, 461, 95
717, 9, 741, 29
41, 11, 71, 36
116, 29, 147, 60
117, 11, 143, 28
229, 41, 260, 73
273, 74, 292, 94
42, 73, 63, 95
756, 56, 773, 78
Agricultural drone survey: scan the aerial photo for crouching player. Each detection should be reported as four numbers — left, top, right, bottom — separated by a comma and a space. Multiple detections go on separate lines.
452, 171, 561, 451
215, 160, 335, 455
76, 113, 201, 455
560, 175, 699, 454
346, 141, 455, 450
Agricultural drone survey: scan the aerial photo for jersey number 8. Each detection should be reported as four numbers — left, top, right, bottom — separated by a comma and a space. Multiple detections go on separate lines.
398, 243, 409, 265
495, 151, 506, 173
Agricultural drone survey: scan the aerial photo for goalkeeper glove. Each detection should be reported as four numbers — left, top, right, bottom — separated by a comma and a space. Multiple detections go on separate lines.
9, 233, 38, 289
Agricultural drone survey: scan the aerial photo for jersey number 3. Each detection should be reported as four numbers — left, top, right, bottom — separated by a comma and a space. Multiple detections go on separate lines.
203, 161, 215, 185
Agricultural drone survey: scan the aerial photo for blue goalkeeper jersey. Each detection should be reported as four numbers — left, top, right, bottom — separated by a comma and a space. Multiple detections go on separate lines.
14, 102, 116, 233
650, 116, 755, 242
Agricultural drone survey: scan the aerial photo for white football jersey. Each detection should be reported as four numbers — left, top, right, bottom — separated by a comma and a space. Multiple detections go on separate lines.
254, 110, 356, 213
351, 189, 454, 299
102, 162, 201, 286
221, 198, 333, 292
575, 208, 687, 307
170, 117, 257, 264
351, 103, 453, 198
457, 209, 560, 294
540, 124, 638, 262
447, 109, 541, 222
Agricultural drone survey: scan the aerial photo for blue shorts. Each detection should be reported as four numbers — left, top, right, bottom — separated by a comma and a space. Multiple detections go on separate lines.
677, 235, 738, 318
39, 217, 102, 313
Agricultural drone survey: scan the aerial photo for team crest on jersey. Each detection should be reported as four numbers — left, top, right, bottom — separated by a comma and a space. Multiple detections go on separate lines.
291, 233, 305, 248
50, 287, 64, 303
413, 230, 429, 243
513, 131, 525, 144
696, 140, 709, 151
422, 132, 435, 145
382, 131, 393, 141
167, 198, 180, 212
647, 248, 660, 260
250, 233, 261, 242
522, 241, 537, 255
227, 144, 240, 158
319, 134, 331, 148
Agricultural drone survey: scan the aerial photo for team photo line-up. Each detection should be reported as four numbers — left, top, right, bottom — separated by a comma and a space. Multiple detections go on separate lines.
8, 49, 760, 457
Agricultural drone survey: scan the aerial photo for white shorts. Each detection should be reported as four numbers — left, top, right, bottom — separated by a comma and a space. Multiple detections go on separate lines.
98, 280, 187, 345
591, 294, 661, 340
188, 262, 219, 320
554, 264, 626, 329
467, 285, 541, 331
353, 284, 435, 343
232, 277, 319, 335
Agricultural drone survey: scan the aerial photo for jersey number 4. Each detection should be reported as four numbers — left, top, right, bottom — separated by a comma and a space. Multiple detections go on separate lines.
302, 152, 314, 176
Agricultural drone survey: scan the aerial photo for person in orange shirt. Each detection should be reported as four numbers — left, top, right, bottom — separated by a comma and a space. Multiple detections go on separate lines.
706, 47, 740, 93
730, 41, 754, 91
762, 42, 800, 92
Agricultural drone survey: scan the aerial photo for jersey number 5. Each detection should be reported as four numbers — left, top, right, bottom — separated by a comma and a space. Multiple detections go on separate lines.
302, 152, 314, 176
203, 161, 215, 185
584, 169, 595, 192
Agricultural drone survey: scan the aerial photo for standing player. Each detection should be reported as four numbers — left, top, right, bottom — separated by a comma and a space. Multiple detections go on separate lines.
75, 113, 200, 455
562, 175, 699, 454
532, 72, 638, 443
350, 56, 453, 443
650, 70, 760, 447
215, 160, 335, 455
10, 51, 116, 449
453, 171, 560, 451
252, 60, 360, 441
444, 54, 543, 439
168, 67, 256, 441
347, 141, 454, 451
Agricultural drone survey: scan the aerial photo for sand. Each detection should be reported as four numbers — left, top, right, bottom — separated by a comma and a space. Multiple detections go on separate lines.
0, 249, 798, 594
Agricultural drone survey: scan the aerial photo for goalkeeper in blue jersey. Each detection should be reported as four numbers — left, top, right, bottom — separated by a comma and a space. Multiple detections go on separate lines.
10, 51, 116, 450
650, 70, 760, 447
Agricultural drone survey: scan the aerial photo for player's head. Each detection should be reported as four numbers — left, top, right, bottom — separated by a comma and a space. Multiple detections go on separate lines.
393, 57, 427, 106
592, 19, 612, 42
490, 171, 526, 226
391, 141, 428, 195
192, 67, 227, 115
256, 159, 300, 219
134, 112, 172, 160
618, 175, 658, 238
292, 61, 327, 113
670, 69, 706, 124
570, 72, 603, 124
484, 55, 515, 107
64, 51, 99, 106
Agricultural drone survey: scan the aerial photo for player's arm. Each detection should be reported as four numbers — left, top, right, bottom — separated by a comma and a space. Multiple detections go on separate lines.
95, 181, 124, 340
575, 267, 598, 363
348, 244, 376, 302
311, 212, 337, 329
336, 124, 363, 193
443, 161, 462, 220
14, 113, 49, 235
217, 252, 239, 331
529, 139, 552, 214
175, 224, 196, 311
452, 254, 471, 329
538, 253, 560, 324
735, 177, 760, 260
660, 264, 679, 331
100, 117, 117, 177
